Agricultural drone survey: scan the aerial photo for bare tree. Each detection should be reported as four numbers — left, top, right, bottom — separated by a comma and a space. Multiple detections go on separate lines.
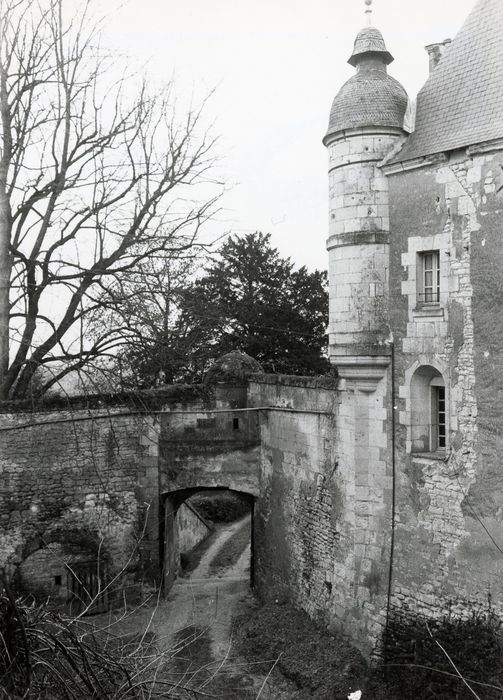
89, 249, 211, 389
0, 0, 221, 399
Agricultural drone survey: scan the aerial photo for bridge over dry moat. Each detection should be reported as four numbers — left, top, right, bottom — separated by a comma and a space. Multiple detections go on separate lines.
159, 385, 261, 589
0, 352, 385, 656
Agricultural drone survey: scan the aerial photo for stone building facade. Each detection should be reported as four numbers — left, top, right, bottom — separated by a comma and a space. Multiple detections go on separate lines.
252, 0, 503, 656
1, 0, 503, 659
318, 0, 503, 653
383, 0, 503, 629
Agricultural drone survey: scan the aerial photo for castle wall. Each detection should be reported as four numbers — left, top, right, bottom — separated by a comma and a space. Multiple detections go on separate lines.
158, 408, 260, 590
0, 406, 160, 604
387, 145, 503, 621
0, 373, 394, 653
159, 405, 260, 496
0, 385, 261, 605
249, 374, 392, 656
177, 501, 213, 555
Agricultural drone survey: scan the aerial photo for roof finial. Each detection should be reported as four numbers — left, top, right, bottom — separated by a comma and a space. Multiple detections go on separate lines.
364, 0, 373, 25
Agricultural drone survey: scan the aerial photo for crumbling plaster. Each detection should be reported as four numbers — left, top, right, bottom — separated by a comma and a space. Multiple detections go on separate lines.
388, 147, 503, 619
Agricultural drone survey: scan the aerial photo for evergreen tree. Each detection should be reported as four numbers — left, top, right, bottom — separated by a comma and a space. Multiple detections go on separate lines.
184, 232, 329, 375
114, 232, 330, 386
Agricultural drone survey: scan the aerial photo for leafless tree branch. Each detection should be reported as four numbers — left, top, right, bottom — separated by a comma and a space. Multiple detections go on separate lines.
0, 0, 222, 399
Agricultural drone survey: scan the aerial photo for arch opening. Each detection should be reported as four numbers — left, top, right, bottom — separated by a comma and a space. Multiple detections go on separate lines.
410, 365, 447, 454
161, 487, 255, 593
18, 542, 108, 615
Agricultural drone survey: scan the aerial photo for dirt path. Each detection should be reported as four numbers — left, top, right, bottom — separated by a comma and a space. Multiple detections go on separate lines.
93, 515, 298, 698
155, 514, 266, 697
157, 515, 252, 660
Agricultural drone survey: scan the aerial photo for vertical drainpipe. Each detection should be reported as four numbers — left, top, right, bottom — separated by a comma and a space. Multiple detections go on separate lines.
384, 341, 396, 662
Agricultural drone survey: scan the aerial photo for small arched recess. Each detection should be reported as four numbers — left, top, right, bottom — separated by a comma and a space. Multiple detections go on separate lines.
409, 364, 448, 454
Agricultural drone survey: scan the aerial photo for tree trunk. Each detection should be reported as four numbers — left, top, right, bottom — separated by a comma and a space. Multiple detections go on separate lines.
0, 188, 10, 399
0, 55, 11, 400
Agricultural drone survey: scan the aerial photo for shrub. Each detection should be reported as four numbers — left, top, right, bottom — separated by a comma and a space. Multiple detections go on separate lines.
0, 578, 210, 699
189, 491, 251, 523
237, 600, 367, 699
371, 607, 503, 699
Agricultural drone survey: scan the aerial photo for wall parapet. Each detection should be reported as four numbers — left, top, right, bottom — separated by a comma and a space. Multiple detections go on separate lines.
249, 372, 339, 390
0, 385, 209, 414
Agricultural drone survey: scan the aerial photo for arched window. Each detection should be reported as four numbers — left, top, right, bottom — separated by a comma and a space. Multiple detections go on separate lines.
410, 365, 447, 453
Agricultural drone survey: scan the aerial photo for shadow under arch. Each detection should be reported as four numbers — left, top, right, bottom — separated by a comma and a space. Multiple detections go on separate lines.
160, 486, 256, 593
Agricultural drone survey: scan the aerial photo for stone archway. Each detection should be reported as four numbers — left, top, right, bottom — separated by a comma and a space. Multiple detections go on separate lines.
161, 487, 255, 593
18, 542, 108, 614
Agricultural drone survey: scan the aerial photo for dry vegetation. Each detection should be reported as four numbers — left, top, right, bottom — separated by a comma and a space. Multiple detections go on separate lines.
236, 599, 367, 699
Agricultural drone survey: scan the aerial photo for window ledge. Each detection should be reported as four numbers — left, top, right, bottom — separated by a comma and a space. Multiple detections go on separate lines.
411, 450, 448, 462
412, 304, 444, 318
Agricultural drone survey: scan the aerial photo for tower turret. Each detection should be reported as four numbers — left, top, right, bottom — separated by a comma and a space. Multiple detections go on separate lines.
324, 20, 408, 378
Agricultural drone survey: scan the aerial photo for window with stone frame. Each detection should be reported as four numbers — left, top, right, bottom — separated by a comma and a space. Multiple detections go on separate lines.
417, 250, 440, 304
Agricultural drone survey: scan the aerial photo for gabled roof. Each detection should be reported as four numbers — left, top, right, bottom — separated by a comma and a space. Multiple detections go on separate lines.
390, 0, 503, 164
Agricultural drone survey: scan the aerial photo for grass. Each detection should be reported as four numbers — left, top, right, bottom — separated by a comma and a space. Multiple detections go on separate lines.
235, 598, 367, 700
208, 518, 251, 576
179, 527, 218, 576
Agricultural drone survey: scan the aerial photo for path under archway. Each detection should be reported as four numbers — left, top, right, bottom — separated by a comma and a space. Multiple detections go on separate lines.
161, 487, 255, 593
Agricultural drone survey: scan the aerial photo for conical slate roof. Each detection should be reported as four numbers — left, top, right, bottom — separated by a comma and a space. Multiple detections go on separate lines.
324, 26, 407, 144
349, 26, 394, 66
392, 0, 503, 163
324, 72, 407, 142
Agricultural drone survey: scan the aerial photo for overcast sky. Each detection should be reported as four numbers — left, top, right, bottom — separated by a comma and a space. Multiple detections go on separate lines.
102, 0, 476, 271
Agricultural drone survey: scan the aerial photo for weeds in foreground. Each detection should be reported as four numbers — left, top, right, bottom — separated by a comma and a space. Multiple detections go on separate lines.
368, 607, 503, 700
0, 581, 224, 699
0, 576, 286, 699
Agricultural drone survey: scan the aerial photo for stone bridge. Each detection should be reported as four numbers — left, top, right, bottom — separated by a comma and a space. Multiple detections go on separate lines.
1, 353, 392, 657
159, 398, 261, 589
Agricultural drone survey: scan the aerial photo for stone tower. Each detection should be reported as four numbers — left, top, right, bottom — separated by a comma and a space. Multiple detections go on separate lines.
324, 25, 408, 382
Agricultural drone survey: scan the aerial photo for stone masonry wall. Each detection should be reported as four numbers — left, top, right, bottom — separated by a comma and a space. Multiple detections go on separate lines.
387, 145, 503, 622
0, 382, 262, 607
249, 374, 393, 657
327, 129, 401, 358
177, 501, 213, 555
0, 406, 160, 604
159, 405, 261, 496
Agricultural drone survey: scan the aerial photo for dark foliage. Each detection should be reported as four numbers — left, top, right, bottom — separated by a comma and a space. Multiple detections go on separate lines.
368, 607, 503, 699
120, 232, 330, 387
185, 232, 330, 377
237, 600, 367, 699
189, 491, 251, 523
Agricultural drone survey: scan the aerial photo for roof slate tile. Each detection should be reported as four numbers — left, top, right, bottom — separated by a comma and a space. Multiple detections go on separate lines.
391, 0, 503, 163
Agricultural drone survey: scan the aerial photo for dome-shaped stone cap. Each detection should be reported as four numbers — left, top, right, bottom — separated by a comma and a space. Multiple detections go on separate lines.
324, 70, 408, 143
349, 26, 393, 66
204, 351, 263, 386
